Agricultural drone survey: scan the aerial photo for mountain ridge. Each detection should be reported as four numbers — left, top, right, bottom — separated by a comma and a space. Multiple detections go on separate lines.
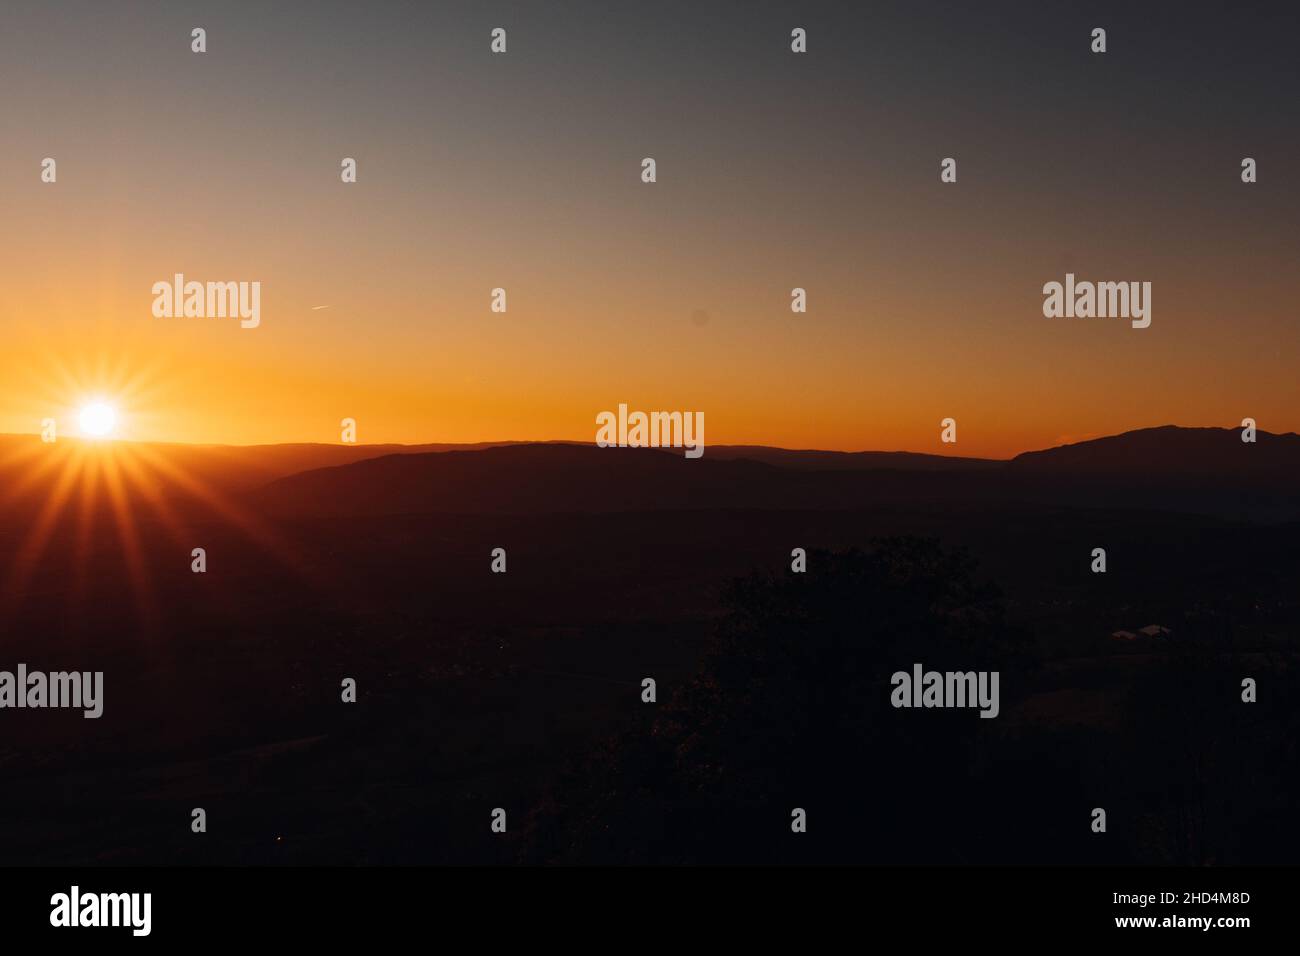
247, 426, 1300, 522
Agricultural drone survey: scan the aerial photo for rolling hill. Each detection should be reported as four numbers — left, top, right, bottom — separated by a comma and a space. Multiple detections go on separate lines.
249, 426, 1300, 521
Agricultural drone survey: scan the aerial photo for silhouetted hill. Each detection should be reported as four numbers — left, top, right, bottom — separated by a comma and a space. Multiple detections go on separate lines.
0, 433, 525, 493
4, 426, 1300, 865
0, 434, 531, 520
7, 426, 1299, 523
252, 427, 1300, 521
707, 446, 1002, 471
1009, 425, 1300, 483
254, 444, 800, 516
1003, 426, 1300, 519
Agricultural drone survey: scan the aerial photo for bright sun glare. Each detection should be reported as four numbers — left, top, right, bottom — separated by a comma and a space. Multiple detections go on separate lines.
78, 401, 118, 438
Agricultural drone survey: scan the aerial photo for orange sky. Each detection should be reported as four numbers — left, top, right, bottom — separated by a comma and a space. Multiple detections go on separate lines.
2, 2, 1297, 459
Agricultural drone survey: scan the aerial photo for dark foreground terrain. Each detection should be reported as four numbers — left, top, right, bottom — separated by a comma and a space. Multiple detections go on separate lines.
1, 427, 1297, 864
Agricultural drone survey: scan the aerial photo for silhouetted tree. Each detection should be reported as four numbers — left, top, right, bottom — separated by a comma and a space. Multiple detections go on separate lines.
521, 538, 1030, 863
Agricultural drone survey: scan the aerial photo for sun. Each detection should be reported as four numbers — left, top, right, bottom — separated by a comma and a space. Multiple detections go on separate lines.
78, 401, 118, 439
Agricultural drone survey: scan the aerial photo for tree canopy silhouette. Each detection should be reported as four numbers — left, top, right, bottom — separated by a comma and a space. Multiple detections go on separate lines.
522, 537, 1029, 864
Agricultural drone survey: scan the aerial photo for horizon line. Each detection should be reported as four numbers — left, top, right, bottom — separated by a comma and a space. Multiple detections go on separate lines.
2, 423, 1288, 461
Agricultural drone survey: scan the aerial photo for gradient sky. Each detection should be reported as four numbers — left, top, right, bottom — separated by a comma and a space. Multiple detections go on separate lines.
2, 0, 1297, 457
